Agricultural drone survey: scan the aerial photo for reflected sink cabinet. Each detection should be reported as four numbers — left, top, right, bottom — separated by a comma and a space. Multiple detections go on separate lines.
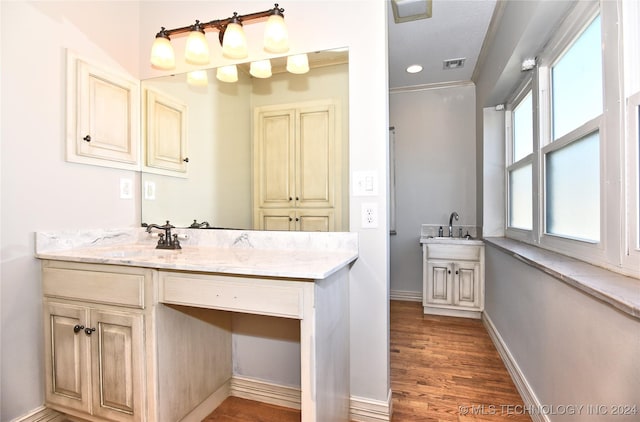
422, 241, 485, 319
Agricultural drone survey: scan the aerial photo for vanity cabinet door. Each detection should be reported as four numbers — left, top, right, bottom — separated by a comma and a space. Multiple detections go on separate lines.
257, 209, 334, 231
424, 260, 454, 306
453, 261, 480, 309
44, 301, 91, 414
66, 51, 140, 171
254, 100, 343, 231
90, 309, 144, 422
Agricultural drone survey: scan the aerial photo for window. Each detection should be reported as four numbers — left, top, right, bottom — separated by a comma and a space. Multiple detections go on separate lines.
544, 14, 602, 242
507, 90, 533, 231
502, 1, 639, 277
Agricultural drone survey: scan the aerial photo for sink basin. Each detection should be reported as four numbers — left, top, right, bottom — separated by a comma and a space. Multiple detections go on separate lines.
420, 236, 484, 246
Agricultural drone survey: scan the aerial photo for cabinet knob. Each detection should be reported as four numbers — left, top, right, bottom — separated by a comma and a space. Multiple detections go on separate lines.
183, 157, 189, 163
289, 197, 292, 201
295, 217, 299, 221
448, 270, 451, 274
84, 327, 96, 336
83, 135, 91, 142
73, 324, 85, 333
289, 217, 293, 221
455, 270, 459, 275
296, 197, 299, 201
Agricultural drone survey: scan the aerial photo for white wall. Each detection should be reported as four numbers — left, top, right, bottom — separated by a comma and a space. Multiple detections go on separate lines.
388, 84, 477, 295
1, 2, 141, 420
1, 1, 390, 419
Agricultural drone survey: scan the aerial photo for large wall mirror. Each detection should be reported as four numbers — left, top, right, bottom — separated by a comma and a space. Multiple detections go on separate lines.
140, 49, 349, 231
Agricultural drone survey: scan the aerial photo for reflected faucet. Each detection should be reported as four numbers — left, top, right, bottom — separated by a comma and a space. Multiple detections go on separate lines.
448, 211, 459, 237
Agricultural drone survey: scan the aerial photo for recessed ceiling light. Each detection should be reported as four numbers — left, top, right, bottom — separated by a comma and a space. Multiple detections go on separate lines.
406, 64, 423, 74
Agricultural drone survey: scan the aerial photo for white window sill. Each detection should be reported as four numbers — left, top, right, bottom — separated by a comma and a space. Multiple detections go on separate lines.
484, 237, 640, 320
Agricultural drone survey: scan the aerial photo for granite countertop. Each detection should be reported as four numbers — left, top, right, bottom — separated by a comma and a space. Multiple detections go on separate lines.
35, 228, 359, 280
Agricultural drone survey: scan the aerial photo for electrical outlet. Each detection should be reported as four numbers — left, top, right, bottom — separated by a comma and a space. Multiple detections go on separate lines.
361, 202, 378, 228
120, 178, 133, 199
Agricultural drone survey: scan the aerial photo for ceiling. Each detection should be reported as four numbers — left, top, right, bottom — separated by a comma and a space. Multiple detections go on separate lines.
387, 0, 497, 90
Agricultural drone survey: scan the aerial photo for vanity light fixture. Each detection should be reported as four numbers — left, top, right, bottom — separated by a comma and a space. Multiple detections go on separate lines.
187, 69, 209, 86
216, 65, 238, 83
250, 60, 273, 78
286, 53, 309, 74
150, 3, 289, 70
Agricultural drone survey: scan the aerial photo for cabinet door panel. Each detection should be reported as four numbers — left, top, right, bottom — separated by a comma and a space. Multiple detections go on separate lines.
258, 209, 294, 231
44, 301, 91, 413
455, 262, 480, 308
297, 106, 334, 208
144, 89, 188, 175
297, 210, 334, 232
425, 261, 453, 305
91, 310, 144, 422
257, 110, 296, 208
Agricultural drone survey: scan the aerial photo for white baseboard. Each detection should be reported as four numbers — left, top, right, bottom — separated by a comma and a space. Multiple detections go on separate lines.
482, 312, 549, 422
11, 406, 67, 422
350, 389, 393, 422
17, 378, 392, 422
230, 375, 301, 410
231, 376, 392, 421
390, 289, 422, 302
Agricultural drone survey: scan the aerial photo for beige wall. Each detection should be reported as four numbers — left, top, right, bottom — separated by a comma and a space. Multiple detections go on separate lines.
1, 1, 390, 420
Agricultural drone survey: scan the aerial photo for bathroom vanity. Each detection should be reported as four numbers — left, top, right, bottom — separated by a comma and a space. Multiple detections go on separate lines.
420, 224, 485, 319
36, 228, 357, 422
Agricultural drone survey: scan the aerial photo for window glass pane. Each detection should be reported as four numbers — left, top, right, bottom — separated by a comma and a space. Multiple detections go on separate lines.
509, 164, 532, 230
546, 132, 600, 241
552, 15, 602, 140
513, 91, 533, 162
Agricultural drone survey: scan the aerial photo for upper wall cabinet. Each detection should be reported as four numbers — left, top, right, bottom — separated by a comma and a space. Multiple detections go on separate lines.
66, 51, 140, 171
142, 88, 188, 178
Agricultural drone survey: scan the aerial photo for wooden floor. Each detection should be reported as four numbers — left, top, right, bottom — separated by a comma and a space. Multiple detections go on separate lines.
203, 300, 530, 421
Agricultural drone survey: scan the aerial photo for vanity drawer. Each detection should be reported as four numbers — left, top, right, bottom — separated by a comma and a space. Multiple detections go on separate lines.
159, 272, 305, 319
42, 263, 146, 309
426, 244, 482, 261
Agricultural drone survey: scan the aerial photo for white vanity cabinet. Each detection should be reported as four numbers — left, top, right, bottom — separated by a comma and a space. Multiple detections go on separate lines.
42, 261, 150, 422
422, 240, 485, 319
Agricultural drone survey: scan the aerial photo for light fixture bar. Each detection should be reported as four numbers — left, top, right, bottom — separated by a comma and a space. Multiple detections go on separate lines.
153, 4, 284, 46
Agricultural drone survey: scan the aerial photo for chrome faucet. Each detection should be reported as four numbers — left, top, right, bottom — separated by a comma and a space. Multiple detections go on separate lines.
145, 220, 181, 249
448, 211, 459, 237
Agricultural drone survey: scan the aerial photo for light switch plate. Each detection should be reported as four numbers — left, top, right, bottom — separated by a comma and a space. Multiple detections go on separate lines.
353, 170, 378, 196
120, 178, 133, 199
144, 181, 156, 200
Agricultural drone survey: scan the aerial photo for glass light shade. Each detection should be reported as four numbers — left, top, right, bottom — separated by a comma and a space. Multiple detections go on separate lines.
263, 14, 289, 53
187, 70, 208, 86
222, 23, 248, 59
216, 65, 238, 83
250, 60, 272, 78
150, 37, 175, 69
286, 54, 309, 74
185, 30, 210, 65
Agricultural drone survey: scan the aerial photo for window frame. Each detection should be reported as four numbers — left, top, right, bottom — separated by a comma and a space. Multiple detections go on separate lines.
502, 0, 634, 273
505, 81, 535, 242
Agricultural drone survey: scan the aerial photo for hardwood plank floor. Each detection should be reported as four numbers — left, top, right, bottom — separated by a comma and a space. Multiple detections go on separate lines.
203, 300, 530, 421
390, 300, 530, 421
